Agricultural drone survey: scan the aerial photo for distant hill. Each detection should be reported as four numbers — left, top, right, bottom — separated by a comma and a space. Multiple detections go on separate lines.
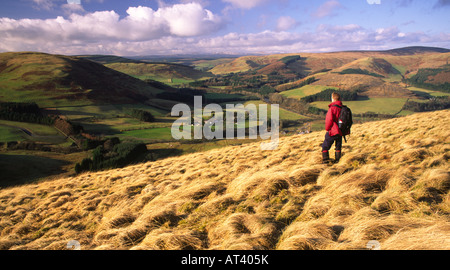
380, 46, 450, 55
211, 46, 450, 75
210, 47, 450, 98
78, 54, 214, 84
0, 52, 165, 107
77, 55, 145, 64
105, 62, 214, 83
0, 109, 448, 250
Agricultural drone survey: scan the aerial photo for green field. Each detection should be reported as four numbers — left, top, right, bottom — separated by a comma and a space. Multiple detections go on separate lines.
0, 119, 67, 144
205, 92, 252, 101
220, 100, 309, 121
0, 120, 60, 136
281, 85, 339, 99
105, 62, 213, 87
56, 103, 171, 135
143, 76, 196, 86
0, 125, 26, 142
118, 127, 174, 142
311, 97, 409, 114
58, 103, 168, 119
406, 87, 450, 97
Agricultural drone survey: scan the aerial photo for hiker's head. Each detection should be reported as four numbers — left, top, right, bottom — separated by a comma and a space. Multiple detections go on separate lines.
332, 92, 341, 102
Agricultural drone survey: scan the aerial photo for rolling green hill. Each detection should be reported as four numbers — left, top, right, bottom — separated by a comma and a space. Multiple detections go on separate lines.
211, 48, 450, 95
0, 52, 165, 107
78, 54, 214, 86
104, 62, 214, 85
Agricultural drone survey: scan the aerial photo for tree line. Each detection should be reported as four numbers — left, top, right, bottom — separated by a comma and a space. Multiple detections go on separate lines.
0, 102, 54, 125
276, 76, 316, 92
404, 67, 450, 93
338, 68, 384, 78
300, 89, 359, 103
129, 109, 155, 122
75, 140, 148, 174
267, 93, 327, 116
155, 88, 207, 105
402, 96, 450, 112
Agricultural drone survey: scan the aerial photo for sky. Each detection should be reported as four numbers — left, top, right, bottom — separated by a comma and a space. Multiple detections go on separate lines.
0, 0, 449, 56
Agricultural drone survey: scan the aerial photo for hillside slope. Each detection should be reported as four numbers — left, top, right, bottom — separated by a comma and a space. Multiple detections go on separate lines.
105, 62, 213, 82
0, 110, 449, 250
0, 52, 163, 107
211, 48, 450, 98
210, 46, 450, 76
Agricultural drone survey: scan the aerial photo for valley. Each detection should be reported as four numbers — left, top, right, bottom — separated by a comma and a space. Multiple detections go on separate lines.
1, 46, 449, 187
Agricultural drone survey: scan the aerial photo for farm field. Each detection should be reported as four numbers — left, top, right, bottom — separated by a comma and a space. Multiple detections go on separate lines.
104, 62, 213, 87
0, 125, 25, 142
219, 100, 309, 121
311, 98, 409, 115
281, 85, 339, 99
0, 120, 68, 144
406, 87, 450, 97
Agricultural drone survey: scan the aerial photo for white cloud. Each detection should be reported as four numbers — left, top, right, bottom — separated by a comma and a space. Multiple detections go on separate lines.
222, 0, 268, 10
0, 3, 224, 46
31, 0, 60, 10
155, 3, 223, 36
0, 4, 448, 56
276, 16, 298, 32
62, 3, 85, 14
313, 0, 343, 18
367, 0, 381, 4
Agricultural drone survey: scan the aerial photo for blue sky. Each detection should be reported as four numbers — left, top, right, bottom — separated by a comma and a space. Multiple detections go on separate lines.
0, 0, 449, 55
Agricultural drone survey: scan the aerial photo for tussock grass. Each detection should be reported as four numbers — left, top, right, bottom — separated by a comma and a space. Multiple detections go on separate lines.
0, 110, 449, 250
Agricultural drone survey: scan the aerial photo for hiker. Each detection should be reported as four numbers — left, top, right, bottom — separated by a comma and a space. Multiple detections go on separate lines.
322, 92, 343, 163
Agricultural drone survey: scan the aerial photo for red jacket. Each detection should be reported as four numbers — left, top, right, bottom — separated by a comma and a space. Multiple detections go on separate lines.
325, 100, 343, 137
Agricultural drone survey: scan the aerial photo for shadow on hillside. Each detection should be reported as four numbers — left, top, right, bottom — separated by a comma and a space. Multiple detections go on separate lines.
154, 117, 177, 123
78, 122, 120, 136
355, 95, 370, 101
147, 148, 183, 161
287, 57, 311, 77
0, 154, 71, 188
56, 109, 99, 117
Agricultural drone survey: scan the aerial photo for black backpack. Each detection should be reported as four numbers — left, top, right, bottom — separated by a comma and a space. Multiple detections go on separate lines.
333, 105, 353, 142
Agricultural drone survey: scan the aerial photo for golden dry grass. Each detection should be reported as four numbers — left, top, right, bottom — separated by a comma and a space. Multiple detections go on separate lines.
0, 110, 449, 250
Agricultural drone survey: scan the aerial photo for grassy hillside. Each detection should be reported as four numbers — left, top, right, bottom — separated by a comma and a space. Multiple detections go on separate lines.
311, 97, 409, 115
0, 52, 164, 107
105, 62, 213, 86
0, 110, 448, 250
210, 49, 450, 103
79, 53, 217, 86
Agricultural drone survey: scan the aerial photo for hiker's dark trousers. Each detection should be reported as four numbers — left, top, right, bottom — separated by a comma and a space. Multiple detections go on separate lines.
322, 132, 342, 152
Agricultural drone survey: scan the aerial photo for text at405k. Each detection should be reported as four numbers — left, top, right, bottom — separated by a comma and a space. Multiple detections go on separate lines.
181, 254, 269, 267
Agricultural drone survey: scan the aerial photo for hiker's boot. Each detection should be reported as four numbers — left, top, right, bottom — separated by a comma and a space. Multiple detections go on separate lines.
335, 151, 342, 163
322, 151, 330, 164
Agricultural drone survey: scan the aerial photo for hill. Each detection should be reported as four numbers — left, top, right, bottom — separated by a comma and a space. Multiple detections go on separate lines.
105, 62, 213, 84
208, 50, 395, 76
78, 54, 214, 85
77, 55, 147, 65
0, 109, 448, 250
210, 47, 450, 100
380, 46, 450, 55
0, 52, 164, 107
210, 47, 450, 78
